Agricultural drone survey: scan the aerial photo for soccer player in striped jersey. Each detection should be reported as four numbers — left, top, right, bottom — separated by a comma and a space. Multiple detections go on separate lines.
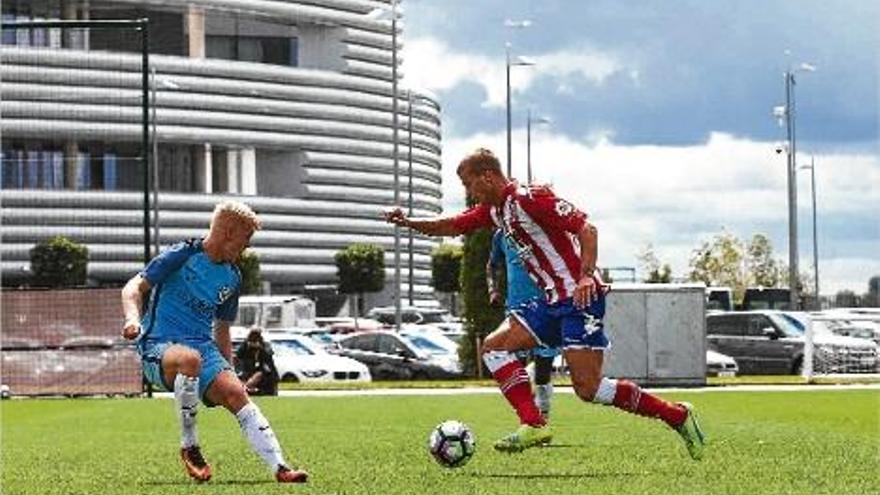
487, 229, 560, 423
121, 201, 308, 483
385, 148, 705, 459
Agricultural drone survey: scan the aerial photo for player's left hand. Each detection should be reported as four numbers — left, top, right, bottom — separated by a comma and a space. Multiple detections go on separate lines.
573, 275, 597, 309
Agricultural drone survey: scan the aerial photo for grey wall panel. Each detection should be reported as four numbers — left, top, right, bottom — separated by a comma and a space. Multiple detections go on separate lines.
602, 285, 706, 385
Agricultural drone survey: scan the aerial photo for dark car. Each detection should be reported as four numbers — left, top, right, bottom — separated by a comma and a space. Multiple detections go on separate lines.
336, 331, 461, 380
707, 311, 808, 374
706, 311, 878, 375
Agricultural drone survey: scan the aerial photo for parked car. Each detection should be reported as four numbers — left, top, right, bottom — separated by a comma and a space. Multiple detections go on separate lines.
233, 330, 371, 383
706, 310, 878, 375
336, 331, 462, 380
366, 306, 463, 334
706, 349, 738, 377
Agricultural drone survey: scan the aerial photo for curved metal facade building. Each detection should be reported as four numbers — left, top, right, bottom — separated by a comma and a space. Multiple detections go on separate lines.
1, 0, 442, 305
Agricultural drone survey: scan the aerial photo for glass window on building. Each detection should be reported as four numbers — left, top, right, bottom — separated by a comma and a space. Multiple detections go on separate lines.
206, 34, 297, 67
1, 149, 26, 189
50, 151, 63, 188
25, 150, 41, 188
75, 152, 90, 190
103, 152, 117, 190
1, 14, 18, 45
2, 1, 62, 46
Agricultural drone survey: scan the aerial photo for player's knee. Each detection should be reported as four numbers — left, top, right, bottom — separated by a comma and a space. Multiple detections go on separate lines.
224, 384, 250, 412
572, 378, 600, 402
175, 350, 202, 376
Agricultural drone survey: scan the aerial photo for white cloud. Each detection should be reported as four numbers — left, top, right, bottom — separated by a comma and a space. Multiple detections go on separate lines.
439, 132, 880, 295
402, 37, 623, 108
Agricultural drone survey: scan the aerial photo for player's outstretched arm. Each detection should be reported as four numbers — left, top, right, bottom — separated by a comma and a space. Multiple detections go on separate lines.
121, 274, 151, 340
383, 208, 464, 237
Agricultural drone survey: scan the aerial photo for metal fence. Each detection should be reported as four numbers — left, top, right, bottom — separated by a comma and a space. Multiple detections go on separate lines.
1, 19, 150, 396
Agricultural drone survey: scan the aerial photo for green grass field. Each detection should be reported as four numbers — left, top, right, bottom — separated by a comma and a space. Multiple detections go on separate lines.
2, 389, 878, 495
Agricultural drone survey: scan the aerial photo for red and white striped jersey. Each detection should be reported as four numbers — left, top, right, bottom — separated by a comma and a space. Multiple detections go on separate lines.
452, 182, 588, 303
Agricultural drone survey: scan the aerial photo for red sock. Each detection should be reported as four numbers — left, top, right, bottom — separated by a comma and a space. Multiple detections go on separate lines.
612, 380, 686, 427
491, 361, 546, 427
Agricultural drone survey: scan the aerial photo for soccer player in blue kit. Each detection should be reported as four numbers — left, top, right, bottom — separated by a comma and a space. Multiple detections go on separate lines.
486, 229, 560, 423
120, 201, 308, 483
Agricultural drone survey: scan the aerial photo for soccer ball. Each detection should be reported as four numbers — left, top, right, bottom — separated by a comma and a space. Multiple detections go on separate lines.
427, 420, 476, 468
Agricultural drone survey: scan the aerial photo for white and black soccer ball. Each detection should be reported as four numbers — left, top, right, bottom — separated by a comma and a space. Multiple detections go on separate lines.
428, 420, 476, 468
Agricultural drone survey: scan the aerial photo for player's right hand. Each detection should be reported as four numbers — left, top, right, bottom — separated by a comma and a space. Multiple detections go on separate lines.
122, 319, 141, 340
383, 207, 407, 226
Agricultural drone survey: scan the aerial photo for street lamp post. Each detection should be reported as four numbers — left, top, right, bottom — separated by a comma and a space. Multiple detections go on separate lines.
504, 19, 532, 178
776, 60, 815, 309
526, 109, 550, 183
368, 0, 402, 328
800, 157, 819, 308
407, 90, 414, 306
391, 0, 401, 330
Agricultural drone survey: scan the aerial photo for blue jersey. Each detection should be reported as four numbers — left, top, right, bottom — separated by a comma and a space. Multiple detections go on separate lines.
489, 230, 543, 308
140, 239, 240, 345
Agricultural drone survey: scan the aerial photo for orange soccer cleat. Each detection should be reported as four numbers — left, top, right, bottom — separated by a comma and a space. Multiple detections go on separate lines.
275, 465, 309, 483
180, 446, 212, 482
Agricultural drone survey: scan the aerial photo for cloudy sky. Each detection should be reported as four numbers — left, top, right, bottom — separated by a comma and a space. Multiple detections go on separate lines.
400, 0, 879, 296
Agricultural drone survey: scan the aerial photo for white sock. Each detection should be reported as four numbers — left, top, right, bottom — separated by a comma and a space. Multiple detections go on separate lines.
173, 373, 200, 448
236, 401, 287, 472
534, 383, 553, 419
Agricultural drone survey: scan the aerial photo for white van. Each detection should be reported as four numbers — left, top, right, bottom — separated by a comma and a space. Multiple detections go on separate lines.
235, 295, 316, 330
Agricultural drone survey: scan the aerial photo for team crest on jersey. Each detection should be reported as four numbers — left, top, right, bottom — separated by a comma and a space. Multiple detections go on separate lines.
217, 285, 233, 304
554, 199, 576, 217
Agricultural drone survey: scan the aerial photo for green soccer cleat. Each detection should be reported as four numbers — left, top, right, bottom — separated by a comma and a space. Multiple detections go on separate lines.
675, 402, 706, 460
493, 424, 553, 453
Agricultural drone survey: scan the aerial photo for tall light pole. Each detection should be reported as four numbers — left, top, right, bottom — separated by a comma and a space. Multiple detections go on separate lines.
775, 59, 815, 309
800, 157, 819, 308
368, 2, 402, 327
407, 89, 414, 306
504, 19, 532, 178
526, 109, 550, 183
391, 0, 401, 330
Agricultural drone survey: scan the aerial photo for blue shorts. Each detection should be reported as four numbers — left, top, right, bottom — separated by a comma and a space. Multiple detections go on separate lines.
138, 339, 232, 406
510, 296, 610, 351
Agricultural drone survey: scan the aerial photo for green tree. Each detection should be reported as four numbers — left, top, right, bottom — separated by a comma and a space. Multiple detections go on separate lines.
835, 290, 859, 308
237, 249, 261, 294
29, 235, 89, 288
431, 243, 463, 314
459, 228, 504, 377
746, 234, 785, 288
335, 243, 385, 318
688, 231, 747, 303
637, 243, 672, 283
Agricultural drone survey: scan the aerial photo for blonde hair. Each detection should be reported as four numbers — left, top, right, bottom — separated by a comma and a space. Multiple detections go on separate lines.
211, 200, 262, 231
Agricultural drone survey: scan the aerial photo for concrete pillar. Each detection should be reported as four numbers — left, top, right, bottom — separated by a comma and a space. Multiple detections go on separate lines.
186, 6, 205, 58
63, 141, 78, 189
226, 149, 239, 193
192, 143, 212, 193
240, 148, 256, 195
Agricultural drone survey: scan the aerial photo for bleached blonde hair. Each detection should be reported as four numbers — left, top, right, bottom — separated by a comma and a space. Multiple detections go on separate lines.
211, 200, 262, 231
